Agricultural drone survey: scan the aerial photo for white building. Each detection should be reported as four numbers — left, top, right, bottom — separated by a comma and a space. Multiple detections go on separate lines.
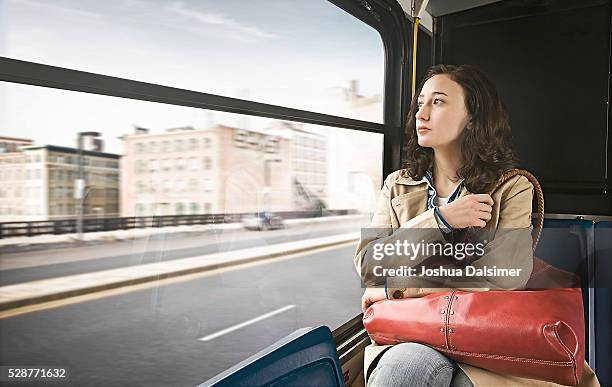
120, 125, 292, 217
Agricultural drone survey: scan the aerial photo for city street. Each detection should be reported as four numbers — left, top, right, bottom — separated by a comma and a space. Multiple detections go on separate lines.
0, 243, 363, 386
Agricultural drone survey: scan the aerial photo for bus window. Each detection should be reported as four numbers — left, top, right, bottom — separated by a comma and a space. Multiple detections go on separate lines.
0, 0, 384, 122
0, 82, 382, 384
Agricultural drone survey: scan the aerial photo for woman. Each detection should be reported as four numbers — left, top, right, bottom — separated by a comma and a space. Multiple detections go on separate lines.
354, 64, 599, 386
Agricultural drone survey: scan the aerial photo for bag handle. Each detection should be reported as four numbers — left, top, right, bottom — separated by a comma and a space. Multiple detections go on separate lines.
488, 169, 544, 252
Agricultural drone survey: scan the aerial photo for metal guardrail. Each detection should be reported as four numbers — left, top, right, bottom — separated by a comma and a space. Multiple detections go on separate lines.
0, 210, 357, 239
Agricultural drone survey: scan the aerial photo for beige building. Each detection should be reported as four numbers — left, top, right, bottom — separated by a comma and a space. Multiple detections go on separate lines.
264, 121, 328, 210
0, 137, 120, 222
120, 125, 293, 217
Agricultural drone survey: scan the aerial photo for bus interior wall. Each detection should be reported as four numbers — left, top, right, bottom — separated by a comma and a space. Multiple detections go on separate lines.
429, 0, 611, 216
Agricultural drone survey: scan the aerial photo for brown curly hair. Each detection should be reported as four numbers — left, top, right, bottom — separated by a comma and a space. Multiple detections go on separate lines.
401, 64, 518, 193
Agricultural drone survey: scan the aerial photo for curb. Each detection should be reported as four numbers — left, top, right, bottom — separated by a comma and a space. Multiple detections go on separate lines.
0, 233, 360, 311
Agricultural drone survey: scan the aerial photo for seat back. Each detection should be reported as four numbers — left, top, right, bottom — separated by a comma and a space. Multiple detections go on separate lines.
594, 221, 612, 387
201, 326, 345, 387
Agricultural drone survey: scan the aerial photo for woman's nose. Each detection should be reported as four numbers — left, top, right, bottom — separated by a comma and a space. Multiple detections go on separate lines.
416, 105, 429, 120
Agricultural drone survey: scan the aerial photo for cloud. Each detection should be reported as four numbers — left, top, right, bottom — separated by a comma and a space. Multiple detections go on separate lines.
9, 0, 105, 21
166, 1, 277, 41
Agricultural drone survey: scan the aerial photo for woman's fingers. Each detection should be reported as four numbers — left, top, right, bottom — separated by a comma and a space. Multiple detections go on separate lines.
472, 194, 494, 206
473, 219, 487, 228
475, 202, 493, 213
477, 210, 492, 221
361, 294, 370, 313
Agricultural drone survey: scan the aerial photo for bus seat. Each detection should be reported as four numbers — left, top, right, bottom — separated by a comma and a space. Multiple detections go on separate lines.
594, 221, 611, 387
532, 218, 594, 366
200, 326, 345, 387
533, 218, 593, 280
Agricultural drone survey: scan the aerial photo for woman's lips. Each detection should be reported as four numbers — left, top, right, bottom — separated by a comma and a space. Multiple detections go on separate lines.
417, 126, 431, 133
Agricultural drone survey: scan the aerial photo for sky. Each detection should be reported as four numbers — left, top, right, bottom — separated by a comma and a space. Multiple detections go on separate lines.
0, 0, 385, 153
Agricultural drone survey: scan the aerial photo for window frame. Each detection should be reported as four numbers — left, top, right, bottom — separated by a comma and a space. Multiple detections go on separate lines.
0, 0, 412, 365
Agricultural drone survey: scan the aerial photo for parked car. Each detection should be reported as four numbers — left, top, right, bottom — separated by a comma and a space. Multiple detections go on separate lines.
241, 212, 285, 231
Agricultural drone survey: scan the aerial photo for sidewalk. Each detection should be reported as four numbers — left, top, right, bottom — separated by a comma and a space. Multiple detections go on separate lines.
0, 232, 360, 311
0, 214, 367, 252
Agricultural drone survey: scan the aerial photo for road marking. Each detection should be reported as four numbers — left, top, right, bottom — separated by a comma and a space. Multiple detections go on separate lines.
198, 305, 296, 342
0, 241, 356, 319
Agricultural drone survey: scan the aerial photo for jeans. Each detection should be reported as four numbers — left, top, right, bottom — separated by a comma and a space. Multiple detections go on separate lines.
367, 343, 474, 387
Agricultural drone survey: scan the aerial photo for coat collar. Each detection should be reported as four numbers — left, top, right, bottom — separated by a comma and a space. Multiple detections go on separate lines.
395, 170, 428, 186
395, 169, 469, 197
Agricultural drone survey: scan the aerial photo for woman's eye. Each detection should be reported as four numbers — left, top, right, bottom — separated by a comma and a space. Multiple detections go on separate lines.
433, 98, 443, 104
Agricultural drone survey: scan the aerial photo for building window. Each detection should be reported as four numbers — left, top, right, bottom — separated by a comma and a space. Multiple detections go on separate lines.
175, 158, 186, 171
203, 202, 211, 214
189, 157, 199, 170
189, 178, 198, 191
189, 138, 199, 150
148, 141, 157, 153
203, 178, 213, 192
190, 202, 199, 214
203, 138, 211, 149
174, 139, 184, 152
162, 159, 171, 171
175, 202, 185, 215
175, 179, 186, 192
203, 157, 212, 170
161, 141, 170, 152
136, 203, 145, 216
135, 143, 145, 153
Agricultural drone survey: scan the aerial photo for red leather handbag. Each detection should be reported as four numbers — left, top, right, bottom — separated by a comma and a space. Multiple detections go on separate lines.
362, 170, 586, 386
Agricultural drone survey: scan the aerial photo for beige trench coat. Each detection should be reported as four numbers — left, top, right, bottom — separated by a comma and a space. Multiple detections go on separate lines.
354, 169, 600, 387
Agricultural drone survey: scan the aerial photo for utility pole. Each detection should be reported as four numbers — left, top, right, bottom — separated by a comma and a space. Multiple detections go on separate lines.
75, 131, 101, 241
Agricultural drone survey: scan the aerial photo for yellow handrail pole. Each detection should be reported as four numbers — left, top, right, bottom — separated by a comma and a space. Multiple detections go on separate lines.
411, 16, 420, 100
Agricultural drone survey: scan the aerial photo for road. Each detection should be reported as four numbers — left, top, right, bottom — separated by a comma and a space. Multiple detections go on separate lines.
0, 217, 366, 286
0, 243, 363, 386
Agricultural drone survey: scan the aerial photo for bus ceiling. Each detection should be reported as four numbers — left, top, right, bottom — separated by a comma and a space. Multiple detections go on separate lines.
396, 0, 506, 32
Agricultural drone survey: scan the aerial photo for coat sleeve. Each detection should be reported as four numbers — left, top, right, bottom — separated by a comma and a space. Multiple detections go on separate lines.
353, 172, 447, 288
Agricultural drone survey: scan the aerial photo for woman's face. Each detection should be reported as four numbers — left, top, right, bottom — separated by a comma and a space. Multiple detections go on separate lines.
415, 74, 470, 149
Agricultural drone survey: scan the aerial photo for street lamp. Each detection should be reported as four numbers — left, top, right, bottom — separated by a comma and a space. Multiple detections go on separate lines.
75, 131, 101, 241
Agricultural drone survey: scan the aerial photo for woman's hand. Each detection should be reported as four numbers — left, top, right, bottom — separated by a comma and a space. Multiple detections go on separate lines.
361, 287, 387, 313
437, 194, 494, 229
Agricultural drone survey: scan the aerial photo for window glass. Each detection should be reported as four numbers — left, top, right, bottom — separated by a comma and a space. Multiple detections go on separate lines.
1, 0, 384, 123
0, 82, 382, 383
